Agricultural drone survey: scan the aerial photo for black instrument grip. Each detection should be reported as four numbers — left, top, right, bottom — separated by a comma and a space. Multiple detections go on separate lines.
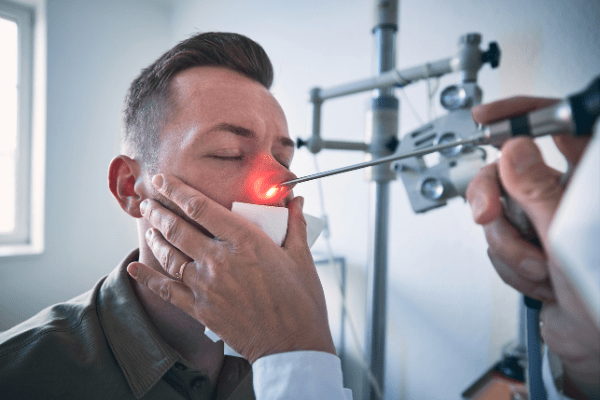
569, 75, 600, 137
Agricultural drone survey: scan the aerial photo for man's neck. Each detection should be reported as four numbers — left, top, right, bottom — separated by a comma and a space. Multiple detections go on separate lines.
133, 239, 226, 383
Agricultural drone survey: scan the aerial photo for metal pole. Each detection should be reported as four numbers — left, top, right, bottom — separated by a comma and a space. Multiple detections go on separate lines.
365, 182, 391, 400
316, 57, 454, 100
364, 1, 398, 399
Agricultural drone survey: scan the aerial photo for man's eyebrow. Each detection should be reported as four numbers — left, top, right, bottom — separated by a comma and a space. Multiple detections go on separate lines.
207, 123, 295, 149
207, 123, 255, 138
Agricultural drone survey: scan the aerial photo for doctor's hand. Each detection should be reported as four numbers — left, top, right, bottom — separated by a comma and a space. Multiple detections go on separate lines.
467, 96, 598, 399
127, 174, 335, 364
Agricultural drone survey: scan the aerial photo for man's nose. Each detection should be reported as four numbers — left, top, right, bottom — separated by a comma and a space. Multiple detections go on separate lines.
279, 167, 297, 188
243, 155, 297, 205
260, 154, 296, 184
263, 157, 297, 196
269, 165, 297, 206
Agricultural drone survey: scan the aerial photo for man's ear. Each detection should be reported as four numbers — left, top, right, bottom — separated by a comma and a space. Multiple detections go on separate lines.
108, 155, 145, 218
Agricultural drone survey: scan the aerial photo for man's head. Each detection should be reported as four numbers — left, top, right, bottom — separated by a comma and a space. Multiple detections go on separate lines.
109, 32, 296, 223
121, 32, 274, 168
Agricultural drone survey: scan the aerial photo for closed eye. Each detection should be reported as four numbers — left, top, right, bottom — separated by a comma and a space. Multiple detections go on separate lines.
211, 155, 244, 161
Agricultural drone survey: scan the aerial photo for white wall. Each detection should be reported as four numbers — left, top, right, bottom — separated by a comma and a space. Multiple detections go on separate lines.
1, 0, 598, 399
0, 0, 171, 328
171, 1, 598, 399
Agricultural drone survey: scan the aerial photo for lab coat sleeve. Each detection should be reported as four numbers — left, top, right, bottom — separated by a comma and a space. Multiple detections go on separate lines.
549, 129, 600, 327
544, 128, 600, 400
252, 351, 353, 400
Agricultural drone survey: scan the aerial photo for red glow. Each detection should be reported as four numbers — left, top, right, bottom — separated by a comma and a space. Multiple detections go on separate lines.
242, 155, 292, 205
266, 186, 278, 198
247, 174, 290, 204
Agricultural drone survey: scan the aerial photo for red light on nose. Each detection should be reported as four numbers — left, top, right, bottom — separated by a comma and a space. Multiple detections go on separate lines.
251, 178, 290, 203
242, 154, 293, 205
265, 186, 279, 198
244, 173, 291, 205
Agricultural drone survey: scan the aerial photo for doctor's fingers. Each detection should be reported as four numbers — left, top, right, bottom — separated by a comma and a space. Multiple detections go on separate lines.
140, 198, 220, 263
471, 96, 558, 125
487, 250, 555, 303
466, 163, 503, 225
483, 216, 555, 302
552, 135, 590, 167
498, 138, 563, 247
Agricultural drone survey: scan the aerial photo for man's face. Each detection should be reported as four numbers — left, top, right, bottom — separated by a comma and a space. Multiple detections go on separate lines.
151, 66, 297, 212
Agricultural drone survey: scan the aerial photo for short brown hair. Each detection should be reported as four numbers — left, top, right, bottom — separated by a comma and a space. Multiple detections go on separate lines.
122, 32, 274, 165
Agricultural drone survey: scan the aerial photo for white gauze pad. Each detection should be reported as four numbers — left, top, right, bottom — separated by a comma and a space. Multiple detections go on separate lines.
231, 202, 324, 248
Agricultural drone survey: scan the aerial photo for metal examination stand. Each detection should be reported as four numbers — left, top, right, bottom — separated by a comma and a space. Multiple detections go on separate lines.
296, 1, 501, 399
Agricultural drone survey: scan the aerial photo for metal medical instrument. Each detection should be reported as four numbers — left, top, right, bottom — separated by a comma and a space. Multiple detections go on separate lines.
282, 75, 599, 197
279, 138, 482, 186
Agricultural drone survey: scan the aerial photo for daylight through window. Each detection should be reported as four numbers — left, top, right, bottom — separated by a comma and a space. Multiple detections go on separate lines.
0, 0, 42, 255
0, 17, 19, 234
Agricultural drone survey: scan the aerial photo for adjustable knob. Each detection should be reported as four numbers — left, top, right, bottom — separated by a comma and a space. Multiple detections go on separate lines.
385, 136, 399, 153
296, 138, 308, 149
482, 42, 501, 69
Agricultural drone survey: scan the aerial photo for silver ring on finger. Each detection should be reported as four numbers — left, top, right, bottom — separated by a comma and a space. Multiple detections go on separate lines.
175, 260, 191, 281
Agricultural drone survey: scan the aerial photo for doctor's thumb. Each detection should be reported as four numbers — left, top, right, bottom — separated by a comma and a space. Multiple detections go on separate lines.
498, 137, 564, 246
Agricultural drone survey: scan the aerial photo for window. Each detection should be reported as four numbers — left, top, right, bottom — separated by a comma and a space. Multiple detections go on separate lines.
0, 0, 44, 256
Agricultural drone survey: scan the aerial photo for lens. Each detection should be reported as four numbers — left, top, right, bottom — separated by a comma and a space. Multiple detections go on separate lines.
420, 177, 445, 200
437, 132, 462, 157
440, 85, 467, 110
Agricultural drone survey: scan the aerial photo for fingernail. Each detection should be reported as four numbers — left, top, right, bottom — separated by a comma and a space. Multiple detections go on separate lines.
152, 174, 164, 189
127, 263, 138, 278
469, 193, 486, 222
298, 196, 304, 210
140, 199, 149, 214
508, 141, 541, 174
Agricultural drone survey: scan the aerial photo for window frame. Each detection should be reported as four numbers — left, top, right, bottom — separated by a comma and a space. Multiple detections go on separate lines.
0, 0, 44, 256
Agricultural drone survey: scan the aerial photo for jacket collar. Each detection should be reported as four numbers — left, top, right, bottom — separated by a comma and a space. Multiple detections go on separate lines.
97, 249, 180, 399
